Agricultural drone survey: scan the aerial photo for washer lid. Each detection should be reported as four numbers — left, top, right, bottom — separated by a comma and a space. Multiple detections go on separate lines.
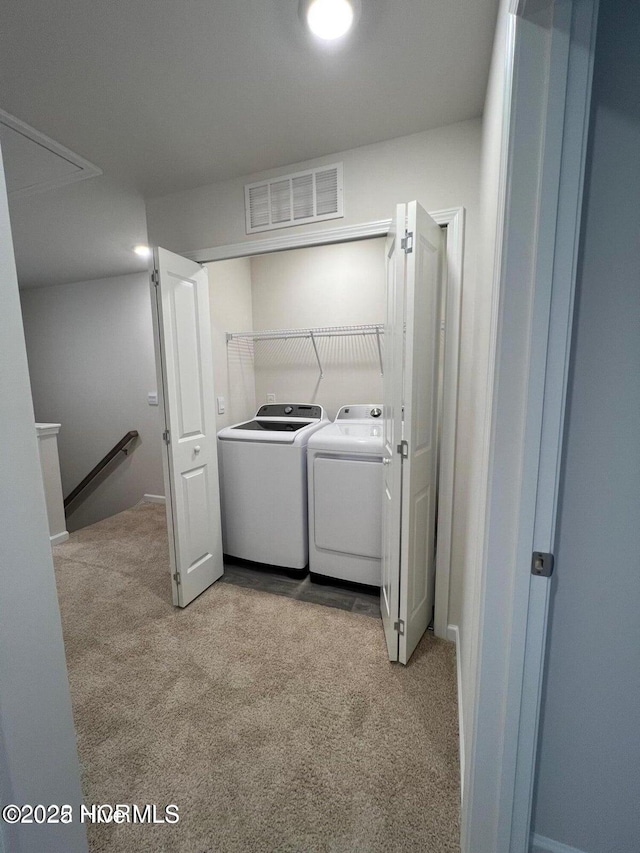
307, 419, 384, 454
231, 419, 312, 433
217, 414, 329, 444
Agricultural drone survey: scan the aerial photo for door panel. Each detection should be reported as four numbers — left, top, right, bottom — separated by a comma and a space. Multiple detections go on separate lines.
399, 202, 443, 663
171, 278, 205, 437
380, 204, 406, 661
153, 247, 224, 607
381, 201, 443, 664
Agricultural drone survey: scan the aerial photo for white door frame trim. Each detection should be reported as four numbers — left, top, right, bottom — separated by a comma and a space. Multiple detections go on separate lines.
184, 219, 394, 263
183, 206, 464, 641
463, 1, 598, 851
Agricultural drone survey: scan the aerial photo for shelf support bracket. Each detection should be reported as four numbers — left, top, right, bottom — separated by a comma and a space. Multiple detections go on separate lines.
375, 326, 384, 376
309, 331, 324, 379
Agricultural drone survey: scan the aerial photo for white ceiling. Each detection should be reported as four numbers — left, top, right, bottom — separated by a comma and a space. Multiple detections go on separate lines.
0, 0, 499, 198
9, 176, 151, 289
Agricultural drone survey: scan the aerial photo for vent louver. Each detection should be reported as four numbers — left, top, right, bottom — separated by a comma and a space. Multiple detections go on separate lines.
245, 163, 343, 234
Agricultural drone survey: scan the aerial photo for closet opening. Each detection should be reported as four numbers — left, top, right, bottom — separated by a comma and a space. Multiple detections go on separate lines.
153, 204, 464, 651
210, 237, 389, 619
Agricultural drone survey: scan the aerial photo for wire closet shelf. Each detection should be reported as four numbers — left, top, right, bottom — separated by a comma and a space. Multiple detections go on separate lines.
226, 323, 384, 378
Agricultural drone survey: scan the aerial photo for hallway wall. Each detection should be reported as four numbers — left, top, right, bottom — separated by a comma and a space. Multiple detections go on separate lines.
0, 140, 87, 853
20, 272, 164, 531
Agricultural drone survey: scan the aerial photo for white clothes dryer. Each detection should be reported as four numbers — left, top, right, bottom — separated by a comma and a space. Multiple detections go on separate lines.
307, 404, 384, 587
217, 404, 329, 572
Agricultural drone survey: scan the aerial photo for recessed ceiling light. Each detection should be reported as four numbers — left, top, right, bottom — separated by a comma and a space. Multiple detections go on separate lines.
305, 0, 356, 40
133, 245, 152, 258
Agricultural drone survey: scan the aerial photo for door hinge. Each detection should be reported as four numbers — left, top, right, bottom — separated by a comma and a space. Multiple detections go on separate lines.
151, 269, 159, 286
173, 572, 181, 585
401, 231, 413, 253
394, 619, 405, 635
397, 440, 408, 458
531, 551, 554, 578
162, 428, 170, 445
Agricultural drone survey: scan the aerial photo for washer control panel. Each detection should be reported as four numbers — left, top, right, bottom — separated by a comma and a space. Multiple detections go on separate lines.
255, 403, 324, 420
336, 404, 384, 421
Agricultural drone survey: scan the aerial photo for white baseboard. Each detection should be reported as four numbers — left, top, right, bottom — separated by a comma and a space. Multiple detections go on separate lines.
142, 494, 166, 505
50, 531, 69, 545
531, 833, 588, 853
448, 623, 465, 804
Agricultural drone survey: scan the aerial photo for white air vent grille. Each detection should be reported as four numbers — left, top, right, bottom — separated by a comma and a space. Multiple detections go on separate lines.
245, 163, 343, 233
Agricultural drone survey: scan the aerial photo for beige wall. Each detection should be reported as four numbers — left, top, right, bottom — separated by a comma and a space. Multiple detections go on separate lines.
249, 239, 386, 420
208, 240, 386, 422
146, 119, 481, 259
20, 273, 164, 531
147, 120, 482, 639
207, 257, 256, 429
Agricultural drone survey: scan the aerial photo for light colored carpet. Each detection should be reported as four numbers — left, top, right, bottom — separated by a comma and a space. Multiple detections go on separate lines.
53, 502, 460, 852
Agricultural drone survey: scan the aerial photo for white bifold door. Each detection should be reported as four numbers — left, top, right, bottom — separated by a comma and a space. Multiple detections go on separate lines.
381, 202, 443, 664
152, 248, 224, 607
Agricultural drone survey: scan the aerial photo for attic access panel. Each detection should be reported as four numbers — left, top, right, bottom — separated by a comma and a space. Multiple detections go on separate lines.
0, 109, 102, 199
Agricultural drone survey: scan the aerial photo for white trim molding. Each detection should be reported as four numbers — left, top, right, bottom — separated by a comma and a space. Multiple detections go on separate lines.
183, 219, 393, 263
178, 208, 464, 642
35, 422, 62, 437
448, 624, 466, 803
50, 531, 69, 546
141, 494, 166, 505
433, 207, 464, 640
531, 834, 588, 853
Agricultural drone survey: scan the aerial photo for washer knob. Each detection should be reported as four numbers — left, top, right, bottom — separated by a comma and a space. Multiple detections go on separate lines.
370, 407, 382, 418
284, 405, 293, 414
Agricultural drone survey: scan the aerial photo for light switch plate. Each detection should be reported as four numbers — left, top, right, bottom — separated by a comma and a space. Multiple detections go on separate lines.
217, 396, 225, 414
266, 393, 276, 403
148, 391, 158, 406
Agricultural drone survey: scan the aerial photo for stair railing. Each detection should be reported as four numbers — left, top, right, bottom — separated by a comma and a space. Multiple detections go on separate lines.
63, 430, 139, 513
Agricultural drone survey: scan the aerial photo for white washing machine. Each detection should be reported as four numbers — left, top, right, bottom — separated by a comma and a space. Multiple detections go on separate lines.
307, 404, 384, 587
217, 404, 329, 571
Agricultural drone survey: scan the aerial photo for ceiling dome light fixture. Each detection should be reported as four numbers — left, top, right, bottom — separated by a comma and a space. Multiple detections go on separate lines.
305, 0, 357, 40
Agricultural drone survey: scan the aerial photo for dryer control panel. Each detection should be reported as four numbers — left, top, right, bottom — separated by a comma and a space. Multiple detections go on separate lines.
336, 404, 383, 421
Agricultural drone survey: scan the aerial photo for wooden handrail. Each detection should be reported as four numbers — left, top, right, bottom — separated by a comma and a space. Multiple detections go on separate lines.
64, 430, 139, 511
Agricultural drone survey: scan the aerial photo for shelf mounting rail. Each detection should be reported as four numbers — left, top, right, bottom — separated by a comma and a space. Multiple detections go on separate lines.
226, 323, 384, 378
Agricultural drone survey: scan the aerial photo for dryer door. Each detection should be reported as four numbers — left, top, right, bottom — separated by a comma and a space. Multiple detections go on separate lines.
314, 456, 382, 559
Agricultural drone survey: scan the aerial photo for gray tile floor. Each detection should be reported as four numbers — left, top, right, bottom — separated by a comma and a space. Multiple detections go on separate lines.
221, 560, 381, 618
